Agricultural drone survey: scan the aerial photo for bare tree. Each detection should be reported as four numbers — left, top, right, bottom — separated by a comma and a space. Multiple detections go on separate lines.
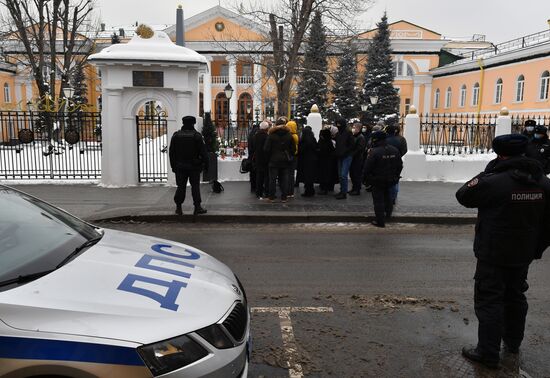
217, 0, 371, 117
0, 0, 97, 104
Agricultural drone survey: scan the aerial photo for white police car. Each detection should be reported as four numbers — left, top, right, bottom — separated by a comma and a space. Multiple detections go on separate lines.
0, 185, 249, 377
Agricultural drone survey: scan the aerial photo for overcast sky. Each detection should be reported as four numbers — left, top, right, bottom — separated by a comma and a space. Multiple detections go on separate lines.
95, 0, 550, 43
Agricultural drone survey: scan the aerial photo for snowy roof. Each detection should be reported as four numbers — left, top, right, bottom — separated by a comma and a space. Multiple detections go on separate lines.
88, 30, 207, 65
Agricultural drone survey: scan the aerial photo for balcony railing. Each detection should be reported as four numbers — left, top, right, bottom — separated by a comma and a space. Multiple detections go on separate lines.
202, 76, 254, 86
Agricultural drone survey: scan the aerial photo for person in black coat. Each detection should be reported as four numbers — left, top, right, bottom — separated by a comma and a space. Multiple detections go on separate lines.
247, 122, 260, 193
253, 121, 270, 199
296, 126, 318, 197
264, 119, 295, 202
456, 134, 550, 369
522, 119, 536, 141
385, 124, 408, 204
348, 122, 366, 195
363, 131, 403, 227
317, 127, 338, 194
525, 125, 550, 174
169, 116, 209, 216
334, 117, 355, 199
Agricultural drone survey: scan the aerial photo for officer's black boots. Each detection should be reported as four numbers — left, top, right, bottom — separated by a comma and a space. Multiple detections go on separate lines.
175, 204, 183, 216
462, 346, 499, 369
194, 206, 207, 215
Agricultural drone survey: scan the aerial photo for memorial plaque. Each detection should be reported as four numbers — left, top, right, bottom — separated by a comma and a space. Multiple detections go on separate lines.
133, 71, 164, 87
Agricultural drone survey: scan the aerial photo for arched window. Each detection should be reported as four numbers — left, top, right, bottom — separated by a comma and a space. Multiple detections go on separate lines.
459, 85, 467, 107
472, 82, 480, 106
215, 92, 229, 128
515, 75, 525, 102
494, 78, 503, 104
445, 87, 452, 108
392, 61, 415, 77
434, 88, 440, 108
540, 71, 549, 100
237, 92, 253, 128
3, 83, 11, 103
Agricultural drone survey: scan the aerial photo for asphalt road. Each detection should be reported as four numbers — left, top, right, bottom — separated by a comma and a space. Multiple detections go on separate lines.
101, 221, 550, 378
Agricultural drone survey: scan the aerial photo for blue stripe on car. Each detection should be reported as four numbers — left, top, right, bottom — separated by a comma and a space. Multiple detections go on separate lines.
0, 336, 144, 366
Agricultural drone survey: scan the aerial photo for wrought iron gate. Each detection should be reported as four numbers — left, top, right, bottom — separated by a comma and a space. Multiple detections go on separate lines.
136, 113, 168, 182
0, 111, 102, 179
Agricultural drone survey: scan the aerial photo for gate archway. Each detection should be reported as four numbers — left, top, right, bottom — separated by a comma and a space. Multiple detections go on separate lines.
135, 100, 168, 182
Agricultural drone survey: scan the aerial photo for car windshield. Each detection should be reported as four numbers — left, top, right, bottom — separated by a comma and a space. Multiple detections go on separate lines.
0, 187, 102, 288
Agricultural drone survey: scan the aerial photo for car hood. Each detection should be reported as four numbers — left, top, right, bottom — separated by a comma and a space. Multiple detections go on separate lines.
0, 229, 243, 344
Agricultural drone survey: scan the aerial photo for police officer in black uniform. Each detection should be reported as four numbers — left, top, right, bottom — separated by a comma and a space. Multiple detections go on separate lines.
169, 116, 209, 216
456, 134, 550, 369
525, 125, 550, 174
363, 131, 403, 227
522, 119, 536, 141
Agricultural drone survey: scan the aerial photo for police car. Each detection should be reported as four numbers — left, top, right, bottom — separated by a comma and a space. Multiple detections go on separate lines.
0, 185, 250, 377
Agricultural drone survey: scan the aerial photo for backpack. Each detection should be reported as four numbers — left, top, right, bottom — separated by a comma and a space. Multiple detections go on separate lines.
212, 180, 224, 193
240, 158, 252, 173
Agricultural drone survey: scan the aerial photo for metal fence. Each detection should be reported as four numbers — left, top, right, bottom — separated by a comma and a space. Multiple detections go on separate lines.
0, 111, 102, 179
419, 113, 498, 155
216, 120, 255, 156
511, 114, 550, 133
136, 114, 167, 183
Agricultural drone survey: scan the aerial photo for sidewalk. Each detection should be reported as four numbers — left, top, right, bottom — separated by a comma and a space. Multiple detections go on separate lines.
5, 181, 476, 223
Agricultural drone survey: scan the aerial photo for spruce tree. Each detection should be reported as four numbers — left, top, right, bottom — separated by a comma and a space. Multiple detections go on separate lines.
295, 10, 328, 125
70, 64, 88, 106
361, 13, 400, 126
330, 42, 360, 122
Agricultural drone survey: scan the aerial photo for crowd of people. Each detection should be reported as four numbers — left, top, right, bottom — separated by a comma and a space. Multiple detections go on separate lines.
247, 116, 407, 227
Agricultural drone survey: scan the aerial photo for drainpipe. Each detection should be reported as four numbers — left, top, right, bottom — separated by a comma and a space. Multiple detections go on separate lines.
476, 58, 485, 119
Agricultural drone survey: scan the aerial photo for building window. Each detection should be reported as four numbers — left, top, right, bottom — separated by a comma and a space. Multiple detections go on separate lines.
459, 85, 467, 107
494, 78, 503, 104
434, 89, 440, 108
241, 64, 252, 77
515, 75, 525, 102
220, 64, 229, 77
472, 82, 480, 106
540, 71, 549, 100
392, 61, 414, 77
404, 98, 411, 114
445, 87, 452, 108
3, 83, 11, 103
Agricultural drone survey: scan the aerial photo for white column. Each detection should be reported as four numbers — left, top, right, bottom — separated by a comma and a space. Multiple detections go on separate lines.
401, 106, 428, 181
495, 108, 512, 137
228, 57, 238, 123
412, 82, 421, 111
253, 57, 263, 120
203, 56, 212, 113
404, 107, 421, 151
423, 83, 432, 115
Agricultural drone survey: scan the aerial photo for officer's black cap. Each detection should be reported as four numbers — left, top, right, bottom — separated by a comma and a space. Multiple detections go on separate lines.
335, 117, 347, 128
182, 116, 196, 127
370, 130, 387, 142
492, 134, 528, 156
524, 119, 537, 127
534, 125, 548, 134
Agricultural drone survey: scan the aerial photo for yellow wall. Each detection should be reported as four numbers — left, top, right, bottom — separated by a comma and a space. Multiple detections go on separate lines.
186, 17, 265, 42
431, 56, 550, 114
359, 20, 441, 40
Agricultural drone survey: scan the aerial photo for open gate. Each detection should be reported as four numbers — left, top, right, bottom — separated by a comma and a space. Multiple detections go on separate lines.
136, 112, 168, 182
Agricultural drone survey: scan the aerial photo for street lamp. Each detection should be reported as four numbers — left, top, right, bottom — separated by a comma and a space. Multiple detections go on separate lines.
63, 86, 75, 100
370, 95, 379, 105
254, 105, 260, 123
224, 83, 234, 129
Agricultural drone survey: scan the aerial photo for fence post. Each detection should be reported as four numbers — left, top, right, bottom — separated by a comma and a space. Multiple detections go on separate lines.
495, 107, 512, 137
307, 104, 322, 139
401, 106, 428, 181
403, 106, 421, 151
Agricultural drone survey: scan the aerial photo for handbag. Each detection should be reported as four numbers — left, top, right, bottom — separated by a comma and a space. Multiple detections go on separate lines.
212, 180, 224, 193
240, 158, 251, 173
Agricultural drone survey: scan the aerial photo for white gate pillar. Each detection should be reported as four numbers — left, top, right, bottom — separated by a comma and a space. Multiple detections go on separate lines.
495, 107, 512, 137
401, 105, 428, 180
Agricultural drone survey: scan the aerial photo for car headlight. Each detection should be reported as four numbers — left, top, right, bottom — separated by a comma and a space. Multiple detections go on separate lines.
196, 324, 234, 349
137, 335, 209, 376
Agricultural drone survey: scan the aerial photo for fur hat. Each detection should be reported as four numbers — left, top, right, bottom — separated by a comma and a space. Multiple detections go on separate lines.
524, 119, 537, 127
492, 134, 528, 156
370, 130, 387, 143
182, 116, 196, 127
260, 121, 270, 130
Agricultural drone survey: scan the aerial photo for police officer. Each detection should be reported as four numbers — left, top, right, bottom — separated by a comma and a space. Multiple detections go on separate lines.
363, 131, 403, 227
456, 134, 550, 369
522, 119, 536, 141
525, 125, 550, 174
169, 116, 209, 216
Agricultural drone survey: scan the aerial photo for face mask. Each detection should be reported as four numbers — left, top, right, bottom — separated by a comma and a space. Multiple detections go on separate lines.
362, 127, 367, 133
534, 134, 544, 139
526, 126, 534, 132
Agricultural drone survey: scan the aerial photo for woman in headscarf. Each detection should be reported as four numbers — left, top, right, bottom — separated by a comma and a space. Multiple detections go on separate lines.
296, 126, 318, 197
317, 126, 338, 194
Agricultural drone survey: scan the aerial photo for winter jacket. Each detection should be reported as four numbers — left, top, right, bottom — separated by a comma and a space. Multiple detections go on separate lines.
363, 141, 403, 186
247, 125, 259, 159
252, 129, 269, 169
169, 125, 209, 172
456, 156, 550, 266
350, 133, 366, 159
317, 128, 339, 185
287, 121, 299, 155
297, 127, 318, 184
264, 125, 295, 168
525, 136, 550, 174
387, 135, 408, 157
334, 126, 355, 158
